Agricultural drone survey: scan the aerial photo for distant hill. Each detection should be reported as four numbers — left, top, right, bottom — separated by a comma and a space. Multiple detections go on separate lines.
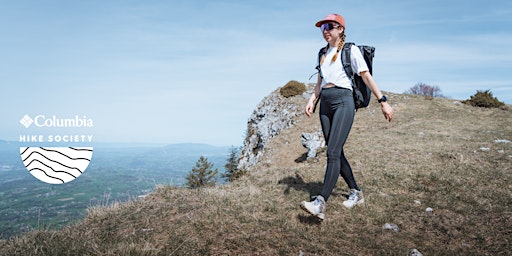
1, 85, 511, 255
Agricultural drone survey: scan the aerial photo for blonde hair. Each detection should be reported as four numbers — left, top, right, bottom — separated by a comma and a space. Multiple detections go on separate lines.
320, 31, 346, 64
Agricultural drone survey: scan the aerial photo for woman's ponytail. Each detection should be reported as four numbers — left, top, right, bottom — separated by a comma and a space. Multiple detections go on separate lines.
331, 32, 345, 62
319, 31, 346, 64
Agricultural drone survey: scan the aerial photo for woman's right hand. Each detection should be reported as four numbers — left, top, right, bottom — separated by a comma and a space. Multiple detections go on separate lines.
305, 100, 315, 117
307, 77, 322, 117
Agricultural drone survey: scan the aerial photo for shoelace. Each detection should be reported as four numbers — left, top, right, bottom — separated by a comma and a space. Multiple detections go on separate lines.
309, 196, 323, 206
348, 191, 358, 201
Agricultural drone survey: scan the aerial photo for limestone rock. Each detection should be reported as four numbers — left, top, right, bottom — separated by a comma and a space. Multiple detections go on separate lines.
238, 88, 305, 170
301, 130, 324, 160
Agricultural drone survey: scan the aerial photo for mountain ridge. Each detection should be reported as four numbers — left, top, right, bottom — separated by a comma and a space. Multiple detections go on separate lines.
1, 84, 511, 255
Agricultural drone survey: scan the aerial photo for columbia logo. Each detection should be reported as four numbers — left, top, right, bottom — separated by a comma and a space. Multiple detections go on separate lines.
20, 115, 34, 128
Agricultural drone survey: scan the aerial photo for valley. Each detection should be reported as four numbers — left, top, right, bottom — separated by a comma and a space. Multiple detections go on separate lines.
0, 142, 232, 238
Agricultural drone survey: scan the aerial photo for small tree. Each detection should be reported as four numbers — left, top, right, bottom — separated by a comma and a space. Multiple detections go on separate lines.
222, 146, 246, 182
405, 82, 444, 98
186, 156, 218, 189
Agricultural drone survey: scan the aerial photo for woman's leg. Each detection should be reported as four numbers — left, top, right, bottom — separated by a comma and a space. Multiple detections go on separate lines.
318, 88, 355, 201
339, 149, 358, 190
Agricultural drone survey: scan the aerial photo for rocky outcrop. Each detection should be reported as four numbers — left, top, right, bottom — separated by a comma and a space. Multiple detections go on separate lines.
300, 130, 324, 160
238, 86, 311, 170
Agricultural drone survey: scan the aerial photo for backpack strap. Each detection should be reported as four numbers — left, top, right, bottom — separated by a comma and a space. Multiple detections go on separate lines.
316, 47, 327, 79
341, 42, 355, 81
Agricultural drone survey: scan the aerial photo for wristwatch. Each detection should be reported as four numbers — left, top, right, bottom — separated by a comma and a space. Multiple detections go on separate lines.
378, 95, 388, 103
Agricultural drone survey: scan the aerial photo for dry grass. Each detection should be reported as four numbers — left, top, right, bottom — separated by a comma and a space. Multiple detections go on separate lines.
1, 91, 511, 255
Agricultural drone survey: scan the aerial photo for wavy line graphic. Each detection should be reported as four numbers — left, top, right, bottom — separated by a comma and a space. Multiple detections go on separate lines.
20, 147, 93, 184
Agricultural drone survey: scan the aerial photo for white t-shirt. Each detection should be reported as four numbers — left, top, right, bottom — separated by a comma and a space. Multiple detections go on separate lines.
319, 44, 369, 90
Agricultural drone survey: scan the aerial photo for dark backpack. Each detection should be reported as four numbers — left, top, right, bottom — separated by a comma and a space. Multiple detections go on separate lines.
314, 42, 374, 111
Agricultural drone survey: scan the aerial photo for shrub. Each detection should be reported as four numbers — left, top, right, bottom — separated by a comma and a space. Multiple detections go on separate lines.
280, 80, 306, 98
405, 82, 444, 99
462, 90, 505, 109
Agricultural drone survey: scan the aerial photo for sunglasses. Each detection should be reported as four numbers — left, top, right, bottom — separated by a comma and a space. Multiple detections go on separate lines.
320, 23, 340, 32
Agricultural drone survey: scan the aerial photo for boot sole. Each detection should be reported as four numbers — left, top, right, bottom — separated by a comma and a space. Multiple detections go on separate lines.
342, 198, 365, 209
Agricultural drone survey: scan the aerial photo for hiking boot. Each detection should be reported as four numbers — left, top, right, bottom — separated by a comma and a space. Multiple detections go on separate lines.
342, 189, 364, 209
300, 195, 326, 220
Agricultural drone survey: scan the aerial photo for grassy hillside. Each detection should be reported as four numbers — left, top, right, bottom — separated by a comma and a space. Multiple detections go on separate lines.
1, 92, 511, 255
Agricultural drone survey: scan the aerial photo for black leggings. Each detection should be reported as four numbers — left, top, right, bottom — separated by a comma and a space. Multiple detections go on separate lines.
319, 87, 359, 201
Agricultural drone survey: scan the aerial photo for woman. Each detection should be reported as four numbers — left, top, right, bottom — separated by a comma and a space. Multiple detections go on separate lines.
301, 14, 394, 220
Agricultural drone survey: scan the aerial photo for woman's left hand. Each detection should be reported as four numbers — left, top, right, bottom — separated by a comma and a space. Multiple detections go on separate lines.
381, 102, 394, 122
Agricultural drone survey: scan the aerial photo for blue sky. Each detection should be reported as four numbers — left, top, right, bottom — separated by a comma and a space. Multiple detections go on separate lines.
1, 0, 511, 146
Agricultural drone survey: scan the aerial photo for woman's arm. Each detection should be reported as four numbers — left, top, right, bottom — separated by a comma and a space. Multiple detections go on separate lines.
360, 71, 394, 122
305, 74, 322, 117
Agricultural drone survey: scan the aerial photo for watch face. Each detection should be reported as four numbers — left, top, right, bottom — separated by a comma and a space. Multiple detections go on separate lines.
379, 96, 387, 103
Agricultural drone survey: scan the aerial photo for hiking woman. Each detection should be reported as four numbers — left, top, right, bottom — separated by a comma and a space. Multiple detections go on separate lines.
301, 13, 394, 220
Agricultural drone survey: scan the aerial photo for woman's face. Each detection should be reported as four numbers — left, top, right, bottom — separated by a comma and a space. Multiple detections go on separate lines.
321, 22, 343, 45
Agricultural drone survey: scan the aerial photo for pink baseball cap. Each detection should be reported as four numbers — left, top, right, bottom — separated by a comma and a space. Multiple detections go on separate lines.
315, 14, 345, 28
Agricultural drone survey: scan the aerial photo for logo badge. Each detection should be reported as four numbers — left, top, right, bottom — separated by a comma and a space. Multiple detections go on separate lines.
18, 114, 94, 184
20, 114, 34, 128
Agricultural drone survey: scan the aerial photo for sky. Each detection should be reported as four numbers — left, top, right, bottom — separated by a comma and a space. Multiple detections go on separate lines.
1, 0, 511, 146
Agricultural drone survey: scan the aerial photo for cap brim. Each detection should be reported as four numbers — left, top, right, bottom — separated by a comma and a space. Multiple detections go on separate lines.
315, 18, 338, 27
315, 20, 329, 27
